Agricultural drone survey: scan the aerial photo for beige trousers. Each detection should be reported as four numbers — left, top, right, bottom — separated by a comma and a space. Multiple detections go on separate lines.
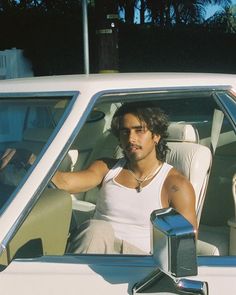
67, 219, 146, 255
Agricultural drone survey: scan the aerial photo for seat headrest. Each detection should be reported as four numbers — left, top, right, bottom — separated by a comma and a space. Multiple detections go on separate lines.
167, 123, 199, 143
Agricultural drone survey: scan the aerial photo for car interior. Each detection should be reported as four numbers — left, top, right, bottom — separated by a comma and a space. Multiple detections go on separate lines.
0, 89, 235, 267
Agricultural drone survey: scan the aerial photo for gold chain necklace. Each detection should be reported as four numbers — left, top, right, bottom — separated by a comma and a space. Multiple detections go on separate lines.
127, 163, 163, 193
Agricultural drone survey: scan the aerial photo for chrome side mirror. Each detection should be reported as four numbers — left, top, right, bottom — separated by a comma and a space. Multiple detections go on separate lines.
133, 208, 208, 294
150, 207, 197, 278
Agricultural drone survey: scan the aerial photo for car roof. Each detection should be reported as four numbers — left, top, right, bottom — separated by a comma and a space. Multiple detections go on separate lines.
0, 73, 235, 95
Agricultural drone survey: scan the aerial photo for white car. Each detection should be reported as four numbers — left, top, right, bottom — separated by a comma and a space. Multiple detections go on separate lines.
0, 73, 235, 294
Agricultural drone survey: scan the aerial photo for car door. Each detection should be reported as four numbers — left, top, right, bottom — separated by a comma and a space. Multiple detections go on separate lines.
0, 86, 236, 295
192, 90, 236, 295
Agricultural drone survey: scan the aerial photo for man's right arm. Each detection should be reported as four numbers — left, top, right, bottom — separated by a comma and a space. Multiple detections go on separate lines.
51, 158, 113, 194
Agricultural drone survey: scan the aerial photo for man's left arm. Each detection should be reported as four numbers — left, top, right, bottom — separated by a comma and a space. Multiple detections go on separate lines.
165, 172, 198, 235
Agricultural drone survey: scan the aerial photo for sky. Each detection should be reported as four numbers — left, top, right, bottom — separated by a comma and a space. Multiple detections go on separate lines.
205, 0, 236, 19
129, 1, 236, 23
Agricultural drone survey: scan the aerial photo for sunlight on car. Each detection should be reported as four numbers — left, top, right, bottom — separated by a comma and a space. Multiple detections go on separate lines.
0, 74, 236, 295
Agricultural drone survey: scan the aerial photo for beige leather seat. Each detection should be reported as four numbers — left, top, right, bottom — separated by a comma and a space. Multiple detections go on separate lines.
167, 123, 235, 256
166, 123, 212, 222
165, 124, 230, 255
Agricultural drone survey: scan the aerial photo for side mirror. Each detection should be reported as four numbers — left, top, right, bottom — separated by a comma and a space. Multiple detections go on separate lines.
150, 207, 197, 278
133, 208, 208, 295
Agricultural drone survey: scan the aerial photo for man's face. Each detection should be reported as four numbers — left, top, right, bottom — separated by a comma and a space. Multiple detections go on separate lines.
119, 113, 160, 162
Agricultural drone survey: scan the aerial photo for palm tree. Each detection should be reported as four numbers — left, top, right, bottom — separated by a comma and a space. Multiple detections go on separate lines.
162, 0, 231, 26
118, 0, 136, 23
206, 3, 236, 33
145, 0, 165, 26
0, 0, 17, 11
119, 0, 232, 26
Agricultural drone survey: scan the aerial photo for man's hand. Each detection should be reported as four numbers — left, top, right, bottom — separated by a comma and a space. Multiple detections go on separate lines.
0, 148, 35, 171
0, 148, 16, 170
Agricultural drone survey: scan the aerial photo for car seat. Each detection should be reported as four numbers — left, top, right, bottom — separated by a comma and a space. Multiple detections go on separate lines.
166, 123, 212, 223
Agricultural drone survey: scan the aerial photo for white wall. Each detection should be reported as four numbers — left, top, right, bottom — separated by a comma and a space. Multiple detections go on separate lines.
0, 48, 33, 79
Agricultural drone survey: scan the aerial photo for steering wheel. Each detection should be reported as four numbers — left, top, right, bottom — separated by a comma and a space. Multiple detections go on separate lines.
0, 148, 35, 171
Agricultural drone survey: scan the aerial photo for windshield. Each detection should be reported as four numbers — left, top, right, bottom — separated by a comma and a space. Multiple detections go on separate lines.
0, 95, 71, 214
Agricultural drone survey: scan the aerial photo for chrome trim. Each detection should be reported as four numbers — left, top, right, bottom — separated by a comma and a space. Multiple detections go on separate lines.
151, 207, 197, 278
176, 278, 208, 295
214, 91, 236, 131
133, 268, 208, 294
65, 254, 155, 267
0, 91, 76, 98
151, 207, 194, 236
198, 256, 236, 266
98, 85, 232, 103
15, 253, 236, 268
132, 269, 164, 294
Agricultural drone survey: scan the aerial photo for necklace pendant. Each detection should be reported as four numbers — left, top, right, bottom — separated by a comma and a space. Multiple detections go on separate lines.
136, 183, 142, 193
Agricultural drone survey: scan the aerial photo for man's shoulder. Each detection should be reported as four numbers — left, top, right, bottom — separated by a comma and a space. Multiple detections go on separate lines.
94, 157, 121, 170
164, 167, 189, 188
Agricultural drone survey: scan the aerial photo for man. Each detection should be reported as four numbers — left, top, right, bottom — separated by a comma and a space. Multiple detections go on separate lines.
52, 102, 197, 254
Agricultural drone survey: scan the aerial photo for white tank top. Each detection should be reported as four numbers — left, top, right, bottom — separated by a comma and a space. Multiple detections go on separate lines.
94, 158, 173, 253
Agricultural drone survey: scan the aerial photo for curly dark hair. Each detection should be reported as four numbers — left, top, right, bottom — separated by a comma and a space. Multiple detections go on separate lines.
111, 102, 169, 161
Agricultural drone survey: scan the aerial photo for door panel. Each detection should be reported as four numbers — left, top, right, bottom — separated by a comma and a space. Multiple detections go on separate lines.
0, 256, 156, 295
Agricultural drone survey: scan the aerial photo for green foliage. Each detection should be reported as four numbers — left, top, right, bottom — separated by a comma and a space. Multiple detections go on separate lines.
206, 4, 236, 33
118, 0, 232, 26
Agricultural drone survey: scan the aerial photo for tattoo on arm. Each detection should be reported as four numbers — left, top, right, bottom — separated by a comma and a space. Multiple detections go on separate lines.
170, 184, 180, 193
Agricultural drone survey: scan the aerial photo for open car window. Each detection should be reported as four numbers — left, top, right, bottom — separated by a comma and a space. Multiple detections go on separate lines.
0, 88, 235, 268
